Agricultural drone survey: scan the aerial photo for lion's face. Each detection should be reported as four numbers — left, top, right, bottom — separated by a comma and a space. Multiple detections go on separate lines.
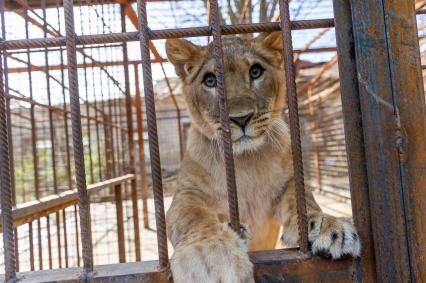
166, 32, 288, 155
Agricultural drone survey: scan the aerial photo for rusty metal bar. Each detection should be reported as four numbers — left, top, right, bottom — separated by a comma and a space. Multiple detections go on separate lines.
1, 9, 424, 51
332, 0, 377, 280
0, 0, 19, 272
278, 0, 308, 253
37, 219, 43, 270
137, 0, 168, 268
134, 65, 149, 229
56, 4, 67, 269
74, 205, 81, 267
29, 222, 34, 271
46, 216, 53, 269
209, 0, 240, 232
63, 0, 94, 274
0, 5, 16, 281
1, 19, 335, 50
114, 183, 126, 263
349, 0, 426, 280
56, 211, 62, 268
63, 209, 69, 267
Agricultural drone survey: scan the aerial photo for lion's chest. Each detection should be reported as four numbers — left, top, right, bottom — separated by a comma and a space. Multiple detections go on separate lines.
210, 154, 292, 230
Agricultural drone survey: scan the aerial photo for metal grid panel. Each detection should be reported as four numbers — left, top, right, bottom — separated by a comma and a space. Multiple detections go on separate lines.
0, 0, 425, 282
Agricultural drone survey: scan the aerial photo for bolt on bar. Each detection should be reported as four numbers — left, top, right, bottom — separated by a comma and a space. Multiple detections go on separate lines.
278, 0, 309, 253
63, 0, 94, 274
209, 0, 241, 232
137, 0, 169, 268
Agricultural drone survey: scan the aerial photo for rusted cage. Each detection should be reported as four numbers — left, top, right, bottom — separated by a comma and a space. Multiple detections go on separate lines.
1, 0, 425, 282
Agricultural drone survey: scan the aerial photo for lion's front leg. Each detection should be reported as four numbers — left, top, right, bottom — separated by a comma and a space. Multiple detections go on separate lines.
274, 179, 361, 259
167, 188, 254, 283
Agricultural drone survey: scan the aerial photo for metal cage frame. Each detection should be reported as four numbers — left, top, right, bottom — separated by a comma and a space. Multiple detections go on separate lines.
1, 0, 425, 282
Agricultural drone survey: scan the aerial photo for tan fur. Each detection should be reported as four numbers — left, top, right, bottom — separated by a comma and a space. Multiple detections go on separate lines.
165, 32, 360, 283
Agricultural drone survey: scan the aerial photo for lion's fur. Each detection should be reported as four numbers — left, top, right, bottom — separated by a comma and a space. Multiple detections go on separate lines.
165, 32, 360, 283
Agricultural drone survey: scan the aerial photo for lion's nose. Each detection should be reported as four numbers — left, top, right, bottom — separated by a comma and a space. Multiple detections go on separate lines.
229, 112, 254, 128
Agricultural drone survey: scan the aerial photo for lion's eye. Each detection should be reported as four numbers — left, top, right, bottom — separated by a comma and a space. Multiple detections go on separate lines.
249, 63, 264, 80
203, 73, 217, 88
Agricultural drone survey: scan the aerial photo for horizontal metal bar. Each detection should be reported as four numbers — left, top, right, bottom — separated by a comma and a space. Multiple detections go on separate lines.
0, 19, 335, 50
2, 8, 425, 51
0, 249, 354, 283
0, 174, 135, 232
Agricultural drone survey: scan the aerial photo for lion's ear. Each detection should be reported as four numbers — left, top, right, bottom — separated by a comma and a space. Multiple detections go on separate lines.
253, 31, 283, 65
166, 38, 202, 79
254, 31, 282, 52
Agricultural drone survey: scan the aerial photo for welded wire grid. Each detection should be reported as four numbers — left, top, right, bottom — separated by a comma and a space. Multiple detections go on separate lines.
1, 0, 426, 280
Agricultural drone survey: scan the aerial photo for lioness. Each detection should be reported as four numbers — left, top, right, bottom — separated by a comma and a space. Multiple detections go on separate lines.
165, 31, 360, 283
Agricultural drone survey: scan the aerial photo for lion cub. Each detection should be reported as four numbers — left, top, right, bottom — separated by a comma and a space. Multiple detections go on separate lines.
165, 32, 360, 283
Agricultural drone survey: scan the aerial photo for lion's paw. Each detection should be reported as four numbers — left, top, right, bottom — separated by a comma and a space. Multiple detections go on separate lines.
170, 223, 254, 283
308, 214, 360, 259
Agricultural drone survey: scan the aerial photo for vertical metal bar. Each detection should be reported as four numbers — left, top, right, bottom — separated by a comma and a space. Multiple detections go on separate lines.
114, 183, 126, 263
62, 209, 69, 267
106, 77, 117, 178
29, 222, 34, 271
349, 0, 426, 281
37, 219, 42, 270
63, 0, 94, 273
14, 228, 19, 272
22, 3, 44, 268
46, 216, 53, 269
42, 0, 57, 271
130, 178, 141, 260
120, 5, 141, 261
278, 0, 308, 253
2, 1, 19, 271
137, 0, 168, 267
209, 0, 240, 232
332, 0, 376, 280
383, 2, 426, 280
74, 204, 81, 267
42, 0, 58, 197
56, 211, 62, 268
134, 64, 149, 229
0, 8, 16, 281
0, 0, 14, 211
53, 7, 68, 265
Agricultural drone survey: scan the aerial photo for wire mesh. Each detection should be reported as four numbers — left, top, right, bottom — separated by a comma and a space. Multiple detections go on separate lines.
1, 0, 425, 281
